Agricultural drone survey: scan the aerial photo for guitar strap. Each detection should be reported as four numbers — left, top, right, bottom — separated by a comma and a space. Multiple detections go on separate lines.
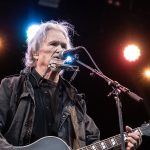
68, 106, 80, 149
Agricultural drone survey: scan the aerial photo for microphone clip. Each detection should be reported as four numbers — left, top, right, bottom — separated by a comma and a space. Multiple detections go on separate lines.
48, 63, 79, 72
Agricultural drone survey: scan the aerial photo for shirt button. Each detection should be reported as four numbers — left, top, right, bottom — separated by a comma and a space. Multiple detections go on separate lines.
44, 91, 48, 94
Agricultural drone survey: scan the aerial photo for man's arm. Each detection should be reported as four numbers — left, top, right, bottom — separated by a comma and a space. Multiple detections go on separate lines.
85, 114, 100, 145
0, 78, 16, 150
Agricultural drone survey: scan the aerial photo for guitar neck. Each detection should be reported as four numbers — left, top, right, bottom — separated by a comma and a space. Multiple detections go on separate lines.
79, 133, 127, 150
79, 126, 144, 150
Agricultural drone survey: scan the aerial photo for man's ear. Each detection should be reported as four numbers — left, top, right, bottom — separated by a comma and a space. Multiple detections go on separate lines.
33, 52, 39, 60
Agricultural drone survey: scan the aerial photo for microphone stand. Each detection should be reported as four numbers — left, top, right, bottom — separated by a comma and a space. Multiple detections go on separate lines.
75, 57, 143, 150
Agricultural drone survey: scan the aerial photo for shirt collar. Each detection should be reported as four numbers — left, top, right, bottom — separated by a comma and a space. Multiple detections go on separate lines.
31, 68, 57, 87
31, 68, 43, 85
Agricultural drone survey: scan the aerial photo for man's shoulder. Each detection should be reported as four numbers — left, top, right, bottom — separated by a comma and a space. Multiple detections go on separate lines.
0, 74, 24, 88
0, 67, 30, 85
2, 74, 21, 82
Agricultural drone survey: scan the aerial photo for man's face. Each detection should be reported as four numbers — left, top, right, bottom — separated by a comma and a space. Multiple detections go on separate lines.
34, 29, 68, 70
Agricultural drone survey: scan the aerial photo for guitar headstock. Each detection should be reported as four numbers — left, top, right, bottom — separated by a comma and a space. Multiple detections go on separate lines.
141, 121, 150, 126
139, 121, 150, 136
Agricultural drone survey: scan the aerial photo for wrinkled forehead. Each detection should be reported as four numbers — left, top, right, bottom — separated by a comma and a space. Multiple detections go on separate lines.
45, 28, 70, 47
45, 27, 67, 38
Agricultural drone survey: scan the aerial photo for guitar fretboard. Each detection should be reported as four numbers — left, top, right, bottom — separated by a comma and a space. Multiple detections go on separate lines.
79, 133, 127, 150
78, 125, 147, 150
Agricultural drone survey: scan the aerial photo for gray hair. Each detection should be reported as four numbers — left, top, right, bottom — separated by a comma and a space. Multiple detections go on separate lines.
24, 20, 74, 67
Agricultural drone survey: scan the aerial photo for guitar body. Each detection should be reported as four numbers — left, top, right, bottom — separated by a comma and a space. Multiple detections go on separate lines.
15, 136, 71, 150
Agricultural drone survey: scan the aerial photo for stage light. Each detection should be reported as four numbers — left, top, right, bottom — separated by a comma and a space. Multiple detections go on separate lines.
144, 69, 150, 79
123, 45, 141, 62
26, 24, 40, 40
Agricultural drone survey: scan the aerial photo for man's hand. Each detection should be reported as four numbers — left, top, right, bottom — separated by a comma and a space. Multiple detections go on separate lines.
126, 126, 142, 150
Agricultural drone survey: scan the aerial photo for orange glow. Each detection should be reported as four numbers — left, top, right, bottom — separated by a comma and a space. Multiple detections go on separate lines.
144, 69, 150, 78
0, 38, 2, 48
0, 37, 6, 55
123, 45, 141, 62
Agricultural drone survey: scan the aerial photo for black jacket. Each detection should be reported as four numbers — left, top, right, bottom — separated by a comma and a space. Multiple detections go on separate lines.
0, 68, 100, 150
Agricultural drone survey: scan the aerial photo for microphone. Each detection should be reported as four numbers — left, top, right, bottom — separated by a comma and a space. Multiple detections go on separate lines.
48, 63, 79, 71
59, 46, 82, 60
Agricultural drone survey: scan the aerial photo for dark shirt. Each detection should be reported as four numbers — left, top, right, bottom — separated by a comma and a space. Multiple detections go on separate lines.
29, 68, 62, 143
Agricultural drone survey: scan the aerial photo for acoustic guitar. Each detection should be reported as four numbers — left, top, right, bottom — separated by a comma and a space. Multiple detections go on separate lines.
15, 123, 149, 150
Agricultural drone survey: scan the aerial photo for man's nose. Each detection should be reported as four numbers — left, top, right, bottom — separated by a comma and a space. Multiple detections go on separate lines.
52, 47, 63, 58
57, 44, 64, 51
55, 47, 64, 56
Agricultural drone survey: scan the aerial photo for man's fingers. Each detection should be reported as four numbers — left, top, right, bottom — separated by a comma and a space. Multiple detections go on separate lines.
126, 126, 142, 150
126, 142, 135, 150
126, 125, 133, 133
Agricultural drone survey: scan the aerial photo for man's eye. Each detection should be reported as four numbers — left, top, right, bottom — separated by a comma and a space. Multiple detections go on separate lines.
61, 44, 67, 49
48, 42, 67, 49
50, 42, 59, 46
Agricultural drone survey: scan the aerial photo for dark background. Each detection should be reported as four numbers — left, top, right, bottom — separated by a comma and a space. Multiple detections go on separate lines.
0, 0, 150, 149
